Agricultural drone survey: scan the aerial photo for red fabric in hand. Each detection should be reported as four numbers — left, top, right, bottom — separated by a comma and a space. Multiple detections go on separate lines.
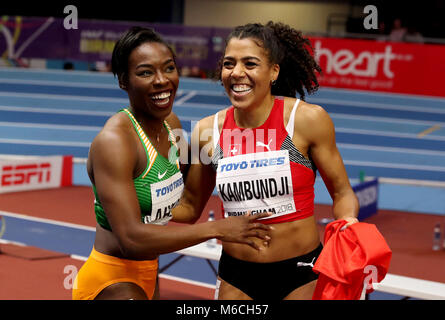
312, 220, 392, 300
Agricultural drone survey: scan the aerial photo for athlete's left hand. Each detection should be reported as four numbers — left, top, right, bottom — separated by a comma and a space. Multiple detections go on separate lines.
340, 217, 359, 231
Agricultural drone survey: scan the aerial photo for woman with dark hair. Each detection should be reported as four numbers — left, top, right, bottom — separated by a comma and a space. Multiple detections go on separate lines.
72, 26, 272, 300
173, 21, 359, 300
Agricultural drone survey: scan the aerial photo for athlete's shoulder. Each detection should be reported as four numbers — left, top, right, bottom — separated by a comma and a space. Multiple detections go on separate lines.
294, 100, 330, 124
165, 111, 182, 130
294, 101, 335, 144
196, 107, 230, 131
91, 112, 135, 156
282, 96, 324, 116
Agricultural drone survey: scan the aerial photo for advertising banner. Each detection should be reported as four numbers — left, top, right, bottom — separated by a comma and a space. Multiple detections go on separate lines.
310, 36, 445, 97
0, 155, 73, 193
0, 16, 230, 70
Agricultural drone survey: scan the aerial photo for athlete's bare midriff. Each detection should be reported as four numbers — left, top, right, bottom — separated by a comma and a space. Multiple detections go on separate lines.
94, 224, 159, 261
222, 215, 320, 263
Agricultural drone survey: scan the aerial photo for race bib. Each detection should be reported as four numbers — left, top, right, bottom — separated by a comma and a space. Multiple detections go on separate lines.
216, 150, 296, 220
145, 172, 184, 225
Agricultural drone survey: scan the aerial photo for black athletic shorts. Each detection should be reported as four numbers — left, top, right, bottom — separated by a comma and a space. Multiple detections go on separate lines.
217, 243, 323, 300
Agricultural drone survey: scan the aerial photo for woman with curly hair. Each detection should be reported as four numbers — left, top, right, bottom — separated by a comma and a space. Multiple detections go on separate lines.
173, 21, 359, 300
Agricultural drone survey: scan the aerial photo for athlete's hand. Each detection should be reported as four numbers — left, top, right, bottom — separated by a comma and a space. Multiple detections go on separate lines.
214, 211, 273, 250
340, 217, 359, 231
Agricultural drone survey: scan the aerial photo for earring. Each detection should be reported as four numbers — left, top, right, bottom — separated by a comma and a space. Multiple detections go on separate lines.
271, 79, 277, 86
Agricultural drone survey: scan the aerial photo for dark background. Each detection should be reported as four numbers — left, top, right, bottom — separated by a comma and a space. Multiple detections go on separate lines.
2, 0, 445, 39
1, 0, 185, 24
347, 0, 445, 39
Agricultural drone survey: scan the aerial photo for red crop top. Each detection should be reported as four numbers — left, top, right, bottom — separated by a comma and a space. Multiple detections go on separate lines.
211, 97, 317, 224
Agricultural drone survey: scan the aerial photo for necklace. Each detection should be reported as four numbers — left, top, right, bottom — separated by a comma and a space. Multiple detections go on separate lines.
134, 116, 164, 143
148, 123, 164, 143
148, 125, 164, 142
128, 108, 165, 143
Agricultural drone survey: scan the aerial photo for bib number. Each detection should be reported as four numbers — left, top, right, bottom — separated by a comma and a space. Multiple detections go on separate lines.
146, 172, 184, 225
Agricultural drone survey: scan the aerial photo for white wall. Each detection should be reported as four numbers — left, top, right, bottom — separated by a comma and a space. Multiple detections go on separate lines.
184, 0, 350, 33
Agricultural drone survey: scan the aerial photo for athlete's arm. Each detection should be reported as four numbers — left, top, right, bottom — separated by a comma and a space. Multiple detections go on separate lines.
91, 123, 271, 260
298, 103, 359, 226
171, 115, 216, 223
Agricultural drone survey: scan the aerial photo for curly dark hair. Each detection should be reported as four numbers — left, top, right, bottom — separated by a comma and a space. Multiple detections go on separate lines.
215, 21, 322, 100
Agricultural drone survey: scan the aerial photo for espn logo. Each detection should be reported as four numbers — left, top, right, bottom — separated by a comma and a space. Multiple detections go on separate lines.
0, 155, 73, 194
1, 163, 51, 186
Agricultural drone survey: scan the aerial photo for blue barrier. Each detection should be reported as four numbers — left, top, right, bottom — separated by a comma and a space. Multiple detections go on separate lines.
354, 178, 379, 220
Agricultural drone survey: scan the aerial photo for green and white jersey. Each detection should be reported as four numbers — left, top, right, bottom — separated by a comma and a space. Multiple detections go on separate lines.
94, 108, 184, 231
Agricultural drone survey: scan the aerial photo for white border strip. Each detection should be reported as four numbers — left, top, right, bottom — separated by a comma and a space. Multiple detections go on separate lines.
378, 177, 445, 188
0, 105, 114, 116
158, 273, 216, 290
318, 86, 445, 102
0, 154, 87, 164
310, 97, 445, 114
0, 121, 102, 131
336, 127, 445, 141
338, 143, 445, 157
331, 113, 445, 126
0, 238, 26, 246
0, 66, 114, 77
174, 90, 197, 105
0, 138, 90, 147
0, 210, 96, 232
0, 91, 128, 104
344, 160, 445, 172
0, 78, 117, 89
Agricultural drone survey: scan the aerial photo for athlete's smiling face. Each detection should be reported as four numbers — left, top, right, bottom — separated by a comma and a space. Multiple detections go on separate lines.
221, 37, 279, 111
125, 42, 179, 119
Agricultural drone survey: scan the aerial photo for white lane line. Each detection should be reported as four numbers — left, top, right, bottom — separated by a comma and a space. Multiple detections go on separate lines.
0, 78, 117, 89
0, 138, 90, 147
319, 86, 445, 103
0, 154, 87, 164
344, 160, 445, 172
0, 210, 96, 232
0, 105, 114, 116
0, 121, 102, 131
0, 67, 114, 77
310, 97, 445, 114
336, 127, 445, 141
331, 113, 445, 127
158, 273, 216, 289
378, 177, 445, 188
0, 91, 129, 104
175, 90, 197, 105
338, 143, 445, 157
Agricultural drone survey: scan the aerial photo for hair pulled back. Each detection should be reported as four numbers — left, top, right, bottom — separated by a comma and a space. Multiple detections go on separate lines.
216, 21, 321, 100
